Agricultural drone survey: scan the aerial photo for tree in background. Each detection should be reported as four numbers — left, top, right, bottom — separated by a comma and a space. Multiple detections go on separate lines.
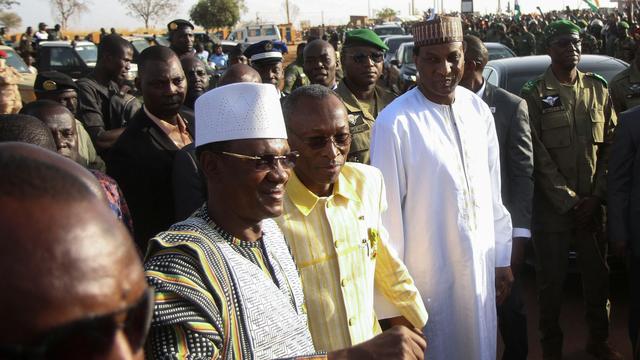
190, 0, 240, 30
0, 11, 21, 31
120, 0, 177, 30
376, 7, 397, 21
49, 0, 89, 29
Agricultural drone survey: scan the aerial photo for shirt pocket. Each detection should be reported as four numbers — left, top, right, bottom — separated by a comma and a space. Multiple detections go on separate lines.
540, 111, 571, 149
589, 106, 605, 144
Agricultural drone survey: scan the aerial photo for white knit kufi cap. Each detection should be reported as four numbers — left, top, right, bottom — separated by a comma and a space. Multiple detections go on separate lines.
195, 82, 288, 147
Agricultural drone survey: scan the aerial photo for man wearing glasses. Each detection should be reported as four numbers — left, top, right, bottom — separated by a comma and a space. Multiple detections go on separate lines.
336, 29, 396, 164
144, 83, 427, 359
277, 85, 428, 352
520, 20, 621, 360
0, 143, 152, 360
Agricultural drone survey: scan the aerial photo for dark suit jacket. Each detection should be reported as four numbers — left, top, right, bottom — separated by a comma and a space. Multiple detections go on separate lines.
482, 82, 534, 231
608, 105, 640, 258
173, 143, 206, 221
107, 108, 194, 252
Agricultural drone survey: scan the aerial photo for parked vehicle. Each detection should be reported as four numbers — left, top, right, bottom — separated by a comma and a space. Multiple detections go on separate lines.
386, 42, 416, 95
227, 24, 281, 43
484, 42, 517, 60
373, 24, 405, 41
35, 41, 97, 79
483, 54, 628, 95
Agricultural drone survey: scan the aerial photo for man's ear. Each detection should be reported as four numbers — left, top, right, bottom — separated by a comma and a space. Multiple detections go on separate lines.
199, 151, 221, 183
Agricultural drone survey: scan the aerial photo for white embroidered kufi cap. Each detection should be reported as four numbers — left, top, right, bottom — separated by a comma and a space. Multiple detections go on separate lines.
195, 82, 287, 147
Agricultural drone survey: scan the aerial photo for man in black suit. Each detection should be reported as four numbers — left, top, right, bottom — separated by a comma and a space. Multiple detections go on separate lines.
460, 35, 534, 360
107, 46, 193, 252
608, 104, 640, 358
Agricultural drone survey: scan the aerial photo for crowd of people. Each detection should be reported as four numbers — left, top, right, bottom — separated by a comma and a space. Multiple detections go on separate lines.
1, 7, 640, 360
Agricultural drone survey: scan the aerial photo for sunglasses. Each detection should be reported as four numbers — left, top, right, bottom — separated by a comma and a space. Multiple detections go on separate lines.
551, 38, 582, 48
349, 52, 384, 64
0, 288, 154, 360
297, 133, 352, 150
219, 151, 299, 171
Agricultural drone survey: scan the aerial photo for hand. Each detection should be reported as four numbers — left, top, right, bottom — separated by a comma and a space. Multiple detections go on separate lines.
385, 316, 420, 332
495, 266, 514, 306
511, 237, 527, 275
338, 325, 427, 360
573, 196, 601, 229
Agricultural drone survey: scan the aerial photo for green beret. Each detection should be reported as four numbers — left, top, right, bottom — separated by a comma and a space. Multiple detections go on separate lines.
544, 20, 581, 40
344, 29, 388, 51
618, 21, 629, 29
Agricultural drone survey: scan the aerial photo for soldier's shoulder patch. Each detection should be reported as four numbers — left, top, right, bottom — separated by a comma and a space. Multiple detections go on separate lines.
521, 79, 540, 94
585, 72, 608, 87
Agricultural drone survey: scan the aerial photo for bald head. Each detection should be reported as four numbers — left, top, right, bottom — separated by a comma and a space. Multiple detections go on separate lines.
303, 39, 337, 88
21, 100, 80, 163
463, 35, 488, 70
0, 143, 146, 357
0, 114, 56, 151
218, 64, 262, 86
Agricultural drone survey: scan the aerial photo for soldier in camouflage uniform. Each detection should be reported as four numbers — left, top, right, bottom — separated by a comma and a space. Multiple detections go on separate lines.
610, 42, 640, 113
578, 20, 600, 54
283, 43, 310, 95
520, 20, 623, 360
514, 23, 537, 56
614, 21, 635, 62
336, 29, 396, 164
530, 21, 547, 55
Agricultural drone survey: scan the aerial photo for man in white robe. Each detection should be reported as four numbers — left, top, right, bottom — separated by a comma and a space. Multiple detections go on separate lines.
370, 15, 513, 360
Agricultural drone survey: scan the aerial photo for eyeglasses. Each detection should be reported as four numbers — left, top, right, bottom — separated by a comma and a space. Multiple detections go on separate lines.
219, 151, 299, 171
551, 38, 582, 48
0, 287, 154, 360
349, 52, 384, 64
297, 133, 352, 150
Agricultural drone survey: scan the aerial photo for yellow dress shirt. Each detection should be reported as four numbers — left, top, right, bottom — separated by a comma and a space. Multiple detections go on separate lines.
276, 162, 428, 352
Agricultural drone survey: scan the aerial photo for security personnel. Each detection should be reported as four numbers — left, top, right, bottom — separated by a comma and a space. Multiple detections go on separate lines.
514, 23, 536, 56
614, 21, 635, 62
34, 71, 105, 171
611, 42, 640, 113
244, 40, 285, 95
336, 28, 395, 164
168, 19, 195, 58
578, 20, 600, 54
283, 42, 309, 95
520, 20, 622, 360
530, 21, 547, 55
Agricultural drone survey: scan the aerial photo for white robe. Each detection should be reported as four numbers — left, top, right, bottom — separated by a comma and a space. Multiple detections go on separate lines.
370, 86, 512, 360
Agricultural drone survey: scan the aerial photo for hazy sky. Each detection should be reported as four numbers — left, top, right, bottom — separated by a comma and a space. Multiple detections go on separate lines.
14, 0, 618, 32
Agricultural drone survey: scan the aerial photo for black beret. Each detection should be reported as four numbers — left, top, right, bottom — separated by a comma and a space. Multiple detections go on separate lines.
167, 19, 194, 32
34, 71, 77, 93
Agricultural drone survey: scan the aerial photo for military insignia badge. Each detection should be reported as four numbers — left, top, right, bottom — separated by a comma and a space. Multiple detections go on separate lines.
367, 228, 379, 259
169, 22, 178, 31
265, 41, 273, 51
42, 80, 57, 91
541, 95, 563, 113
347, 114, 357, 125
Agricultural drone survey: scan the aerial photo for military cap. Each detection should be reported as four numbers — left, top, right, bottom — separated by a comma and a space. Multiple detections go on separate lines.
34, 71, 78, 93
167, 19, 194, 32
413, 15, 463, 47
343, 29, 389, 51
244, 40, 283, 64
545, 20, 581, 40
618, 21, 630, 29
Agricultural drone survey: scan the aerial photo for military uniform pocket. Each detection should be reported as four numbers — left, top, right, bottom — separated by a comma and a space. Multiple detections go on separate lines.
540, 112, 571, 148
590, 107, 605, 143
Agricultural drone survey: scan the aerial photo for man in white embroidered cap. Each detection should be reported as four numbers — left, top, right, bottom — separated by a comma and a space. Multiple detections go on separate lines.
370, 14, 514, 360
144, 82, 427, 359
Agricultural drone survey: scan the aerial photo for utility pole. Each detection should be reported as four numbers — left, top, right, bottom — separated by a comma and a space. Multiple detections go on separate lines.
368, 0, 371, 18
412, 0, 415, 15
285, 0, 290, 24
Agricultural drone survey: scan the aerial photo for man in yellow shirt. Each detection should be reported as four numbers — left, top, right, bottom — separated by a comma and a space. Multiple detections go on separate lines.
277, 84, 428, 352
